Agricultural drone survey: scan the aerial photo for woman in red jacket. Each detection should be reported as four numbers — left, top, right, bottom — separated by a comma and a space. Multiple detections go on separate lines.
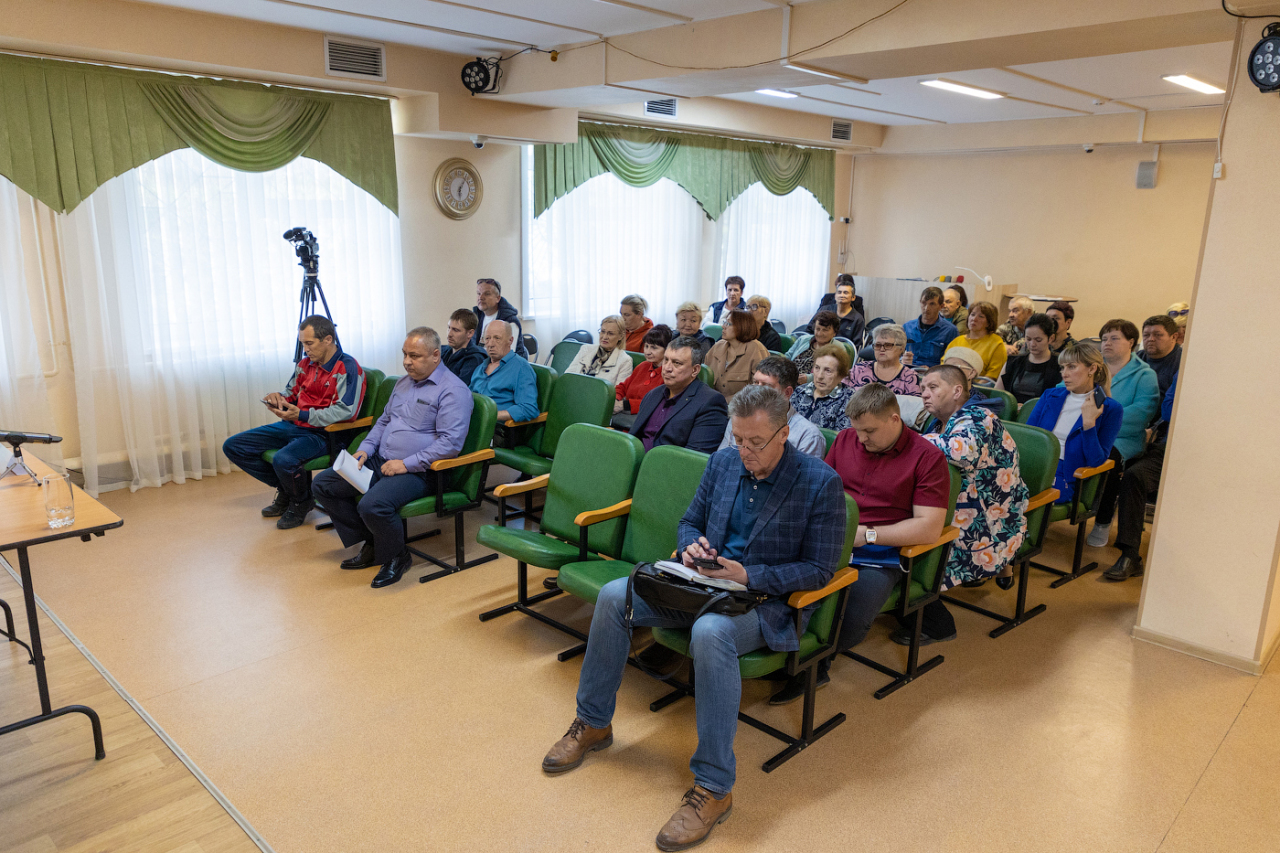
611, 325, 672, 430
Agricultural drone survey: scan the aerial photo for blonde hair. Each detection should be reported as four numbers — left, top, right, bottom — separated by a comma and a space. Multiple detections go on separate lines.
675, 301, 703, 321
1058, 341, 1111, 396
620, 294, 649, 315
747, 294, 771, 313
1167, 301, 1189, 330
599, 314, 625, 339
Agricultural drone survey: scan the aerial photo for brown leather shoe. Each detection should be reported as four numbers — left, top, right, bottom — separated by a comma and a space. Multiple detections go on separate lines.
656, 786, 732, 851
542, 717, 613, 774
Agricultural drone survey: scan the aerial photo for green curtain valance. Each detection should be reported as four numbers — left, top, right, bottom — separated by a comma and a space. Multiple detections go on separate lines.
0, 53, 397, 214
534, 122, 834, 221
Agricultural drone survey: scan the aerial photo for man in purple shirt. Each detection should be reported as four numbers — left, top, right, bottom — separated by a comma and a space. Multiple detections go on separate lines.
312, 327, 473, 588
629, 337, 727, 454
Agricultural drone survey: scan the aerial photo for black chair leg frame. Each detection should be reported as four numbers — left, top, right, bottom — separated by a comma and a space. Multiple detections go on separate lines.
483, 473, 543, 523
477, 495, 587, 646
844, 541, 957, 699
648, 588, 853, 773
941, 507, 1051, 638
408, 462, 500, 584
0, 598, 35, 664
1032, 470, 1109, 588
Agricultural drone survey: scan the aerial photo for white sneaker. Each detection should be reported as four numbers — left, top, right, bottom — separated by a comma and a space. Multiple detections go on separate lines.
1087, 522, 1111, 548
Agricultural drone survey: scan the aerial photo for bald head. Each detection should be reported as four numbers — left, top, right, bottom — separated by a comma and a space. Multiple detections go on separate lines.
482, 320, 513, 362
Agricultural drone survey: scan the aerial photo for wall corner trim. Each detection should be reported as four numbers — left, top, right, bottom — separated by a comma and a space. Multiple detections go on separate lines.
1131, 625, 1273, 676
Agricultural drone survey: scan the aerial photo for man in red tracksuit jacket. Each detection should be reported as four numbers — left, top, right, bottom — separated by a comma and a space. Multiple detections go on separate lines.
223, 315, 366, 529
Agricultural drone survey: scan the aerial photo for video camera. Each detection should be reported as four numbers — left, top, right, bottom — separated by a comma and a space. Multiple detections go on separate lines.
283, 227, 319, 275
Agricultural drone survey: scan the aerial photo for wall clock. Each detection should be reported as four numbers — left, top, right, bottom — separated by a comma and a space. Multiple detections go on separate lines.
434, 158, 483, 220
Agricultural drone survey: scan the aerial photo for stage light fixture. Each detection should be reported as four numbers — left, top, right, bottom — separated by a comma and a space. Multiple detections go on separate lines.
462, 57, 502, 95
1247, 24, 1280, 93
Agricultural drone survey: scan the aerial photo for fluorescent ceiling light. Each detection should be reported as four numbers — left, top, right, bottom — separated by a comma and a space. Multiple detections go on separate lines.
920, 79, 1004, 99
755, 88, 797, 99
1162, 74, 1224, 95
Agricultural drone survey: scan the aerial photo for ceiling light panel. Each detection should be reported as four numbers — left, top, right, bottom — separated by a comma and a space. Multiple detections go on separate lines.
755, 88, 798, 98
920, 79, 1004, 99
1162, 74, 1224, 94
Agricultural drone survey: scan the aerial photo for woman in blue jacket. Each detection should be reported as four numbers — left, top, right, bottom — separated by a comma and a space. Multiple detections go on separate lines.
1025, 342, 1123, 504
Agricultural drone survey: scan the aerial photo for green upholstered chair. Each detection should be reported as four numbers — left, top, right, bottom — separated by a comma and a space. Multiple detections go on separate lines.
476, 424, 645, 643
494, 372, 613, 477
554, 446, 710, 660
1016, 396, 1039, 424
628, 351, 646, 369
487, 363, 557, 519
648, 493, 862, 773
698, 365, 715, 388
704, 324, 722, 341
844, 465, 964, 699
820, 428, 838, 456
547, 341, 583, 376
396, 394, 500, 584
941, 421, 1060, 638
263, 367, 387, 475
778, 333, 795, 352
985, 388, 1018, 421
1032, 452, 1115, 588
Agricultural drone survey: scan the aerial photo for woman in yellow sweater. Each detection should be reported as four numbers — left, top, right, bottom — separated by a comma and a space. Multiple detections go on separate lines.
945, 301, 1007, 380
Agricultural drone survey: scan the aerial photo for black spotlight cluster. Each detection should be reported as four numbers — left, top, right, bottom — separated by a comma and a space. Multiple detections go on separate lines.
462, 57, 502, 95
1248, 24, 1280, 92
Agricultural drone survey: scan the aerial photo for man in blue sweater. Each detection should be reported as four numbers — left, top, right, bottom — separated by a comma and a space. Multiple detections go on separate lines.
470, 321, 539, 425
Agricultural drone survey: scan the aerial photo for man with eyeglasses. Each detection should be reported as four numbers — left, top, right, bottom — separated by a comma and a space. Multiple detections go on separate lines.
746, 294, 783, 352
543, 385, 845, 852
718, 356, 825, 457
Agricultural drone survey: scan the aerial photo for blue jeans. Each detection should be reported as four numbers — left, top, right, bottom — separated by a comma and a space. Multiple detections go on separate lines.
575, 577, 765, 796
311, 456, 435, 564
222, 421, 329, 500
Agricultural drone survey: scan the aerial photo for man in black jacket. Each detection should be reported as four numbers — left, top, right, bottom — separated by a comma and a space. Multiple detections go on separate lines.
441, 309, 486, 387
801, 275, 865, 344
629, 336, 727, 454
473, 278, 529, 359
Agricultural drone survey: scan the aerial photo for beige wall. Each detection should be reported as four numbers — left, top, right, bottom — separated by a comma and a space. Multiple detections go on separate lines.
848, 143, 1215, 336
395, 138, 523, 333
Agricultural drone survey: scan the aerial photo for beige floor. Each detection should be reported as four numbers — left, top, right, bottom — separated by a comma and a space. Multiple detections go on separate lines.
4, 469, 1278, 853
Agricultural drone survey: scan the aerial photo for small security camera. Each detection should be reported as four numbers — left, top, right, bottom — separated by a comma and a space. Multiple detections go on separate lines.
470, 135, 487, 149
1083, 143, 1095, 153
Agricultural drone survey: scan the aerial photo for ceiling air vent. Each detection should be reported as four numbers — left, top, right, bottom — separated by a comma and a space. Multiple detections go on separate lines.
325, 36, 386, 81
644, 98, 677, 117
831, 119, 853, 142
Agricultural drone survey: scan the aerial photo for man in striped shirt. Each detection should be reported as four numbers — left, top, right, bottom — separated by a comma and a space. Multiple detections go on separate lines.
223, 315, 366, 529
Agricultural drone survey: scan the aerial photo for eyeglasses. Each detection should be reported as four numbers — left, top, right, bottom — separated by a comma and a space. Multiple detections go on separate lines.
735, 422, 786, 455
873, 342, 900, 351
1168, 308, 1190, 318
747, 304, 761, 311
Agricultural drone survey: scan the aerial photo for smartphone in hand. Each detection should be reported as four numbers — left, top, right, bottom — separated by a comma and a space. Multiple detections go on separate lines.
1092, 385, 1107, 409
691, 556, 722, 572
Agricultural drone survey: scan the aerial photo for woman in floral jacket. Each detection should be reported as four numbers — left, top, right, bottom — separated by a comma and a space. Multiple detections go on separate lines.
889, 365, 1029, 645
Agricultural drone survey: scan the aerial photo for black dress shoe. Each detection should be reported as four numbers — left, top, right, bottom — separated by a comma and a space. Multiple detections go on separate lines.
995, 574, 1016, 591
634, 642, 685, 679
340, 541, 377, 570
261, 488, 290, 518
960, 578, 987, 588
371, 551, 412, 588
543, 574, 560, 591
1104, 554, 1144, 582
769, 666, 830, 706
276, 499, 315, 529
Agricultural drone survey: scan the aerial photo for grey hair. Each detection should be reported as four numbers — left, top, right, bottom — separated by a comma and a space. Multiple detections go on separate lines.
1010, 296, 1034, 311
873, 323, 907, 349
845, 383, 900, 421
406, 326, 441, 352
728, 384, 790, 431
620, 294, 649, 315
669, 335, 706, 367
483, 320, 514, 340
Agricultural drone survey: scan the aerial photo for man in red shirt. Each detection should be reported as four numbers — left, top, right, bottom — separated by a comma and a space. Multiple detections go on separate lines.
223, 315, 366, 529
771, 383, 950, 704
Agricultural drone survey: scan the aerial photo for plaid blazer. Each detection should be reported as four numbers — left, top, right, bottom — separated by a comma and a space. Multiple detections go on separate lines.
678, 443, 845, 652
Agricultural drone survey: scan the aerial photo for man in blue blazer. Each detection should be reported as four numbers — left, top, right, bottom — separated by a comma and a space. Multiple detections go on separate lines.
543, 386, 845, 852
629, 336, 728, 454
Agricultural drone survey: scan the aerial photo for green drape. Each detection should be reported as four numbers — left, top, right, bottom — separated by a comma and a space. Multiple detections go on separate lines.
0, 53, 397, 214
534, 122, 834, 221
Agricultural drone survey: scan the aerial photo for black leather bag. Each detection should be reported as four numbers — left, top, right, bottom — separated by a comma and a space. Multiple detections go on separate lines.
624, 561, 770, 625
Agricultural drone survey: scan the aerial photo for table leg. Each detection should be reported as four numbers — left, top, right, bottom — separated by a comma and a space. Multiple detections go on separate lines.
0, 546, 105, 760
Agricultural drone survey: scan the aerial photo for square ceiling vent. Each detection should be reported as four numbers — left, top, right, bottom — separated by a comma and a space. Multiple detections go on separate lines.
325, 36, 386, 81
644, 99, 677, 117
831, 120, 853, 142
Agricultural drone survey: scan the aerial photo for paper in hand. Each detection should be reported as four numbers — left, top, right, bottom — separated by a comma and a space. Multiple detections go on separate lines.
333, 449, 373, 494
654, 559, 748, 592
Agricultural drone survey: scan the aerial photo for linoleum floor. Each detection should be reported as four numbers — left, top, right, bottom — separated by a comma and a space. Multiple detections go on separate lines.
3, 469, 1278, 853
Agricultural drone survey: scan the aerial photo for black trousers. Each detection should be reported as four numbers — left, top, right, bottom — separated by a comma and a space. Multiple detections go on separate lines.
1112, 444, 1166, 559
312, 454, 437, 564
898, 599, 956, 640
1093, 447, 1127, 525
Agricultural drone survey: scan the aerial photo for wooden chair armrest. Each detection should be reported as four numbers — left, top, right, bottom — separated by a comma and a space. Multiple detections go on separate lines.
1026, 488, 1061, 512
324, 416, 374, 432
1073, 459, 1116, 480
429, 448, 496, 471
787, 566, 860, 610
574, 499, 633, 527
493, 474, 550, 497
503, 413, 548, 428
900, 526, 961, 558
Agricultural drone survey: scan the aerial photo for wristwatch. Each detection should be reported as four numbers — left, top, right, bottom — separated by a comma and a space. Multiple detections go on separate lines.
865, 528, 877, 544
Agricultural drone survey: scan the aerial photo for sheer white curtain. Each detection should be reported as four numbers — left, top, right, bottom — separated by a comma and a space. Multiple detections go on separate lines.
715, 183, 830, 332
0, 179, 61, 466
526, 163, 831, 346
61, 149, 404, 494
527, 172, 706, 346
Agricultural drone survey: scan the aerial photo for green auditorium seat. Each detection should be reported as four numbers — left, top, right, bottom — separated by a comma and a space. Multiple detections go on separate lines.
554, 445, 710, 660
704, 324, 722, 341
778, 333, 795, 352
397, 394, 500, 584
820, 428, 838, 456
628, 351, 646, 370
262, 367, 387, 474
476, 424, 644, 644
843, 465, 964, 699
698, 365, 715, 388
547, 341, 582, 376
941, 421, 1060, 638
985, 388, 1019, 421
1033, 453, 1115, 588
649, 493, 861, 773
487, 363, 557, 519
1016, 396, 1039, 424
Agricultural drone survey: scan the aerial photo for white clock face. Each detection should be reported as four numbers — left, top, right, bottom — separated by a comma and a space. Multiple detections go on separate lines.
434, 159, 482, 219
446, 169, 475, 210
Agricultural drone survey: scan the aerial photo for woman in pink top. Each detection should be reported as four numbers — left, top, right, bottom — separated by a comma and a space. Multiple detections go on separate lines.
844, 324, 921, 396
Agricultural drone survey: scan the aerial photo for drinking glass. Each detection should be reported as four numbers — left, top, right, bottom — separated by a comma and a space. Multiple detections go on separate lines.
42, 473, 74, 529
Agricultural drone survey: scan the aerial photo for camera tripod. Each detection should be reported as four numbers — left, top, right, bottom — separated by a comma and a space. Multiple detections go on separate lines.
283, 227, 339, 363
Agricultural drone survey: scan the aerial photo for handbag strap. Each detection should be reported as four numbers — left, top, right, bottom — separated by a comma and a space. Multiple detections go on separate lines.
624, 561, 646, 627
692, 590, 731, 623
